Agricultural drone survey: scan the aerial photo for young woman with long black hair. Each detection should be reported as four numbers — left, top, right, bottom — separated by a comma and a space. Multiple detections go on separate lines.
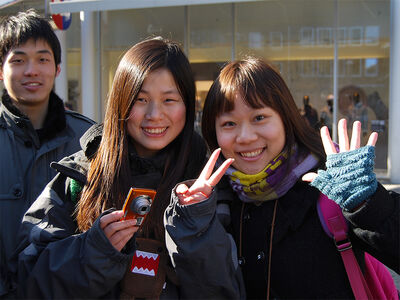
14, 37, 207, 299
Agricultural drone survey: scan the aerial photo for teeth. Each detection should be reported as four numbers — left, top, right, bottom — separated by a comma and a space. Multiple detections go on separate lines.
143, 127, 166, 134
240, 149, 263, 158
26, 83, 40, 86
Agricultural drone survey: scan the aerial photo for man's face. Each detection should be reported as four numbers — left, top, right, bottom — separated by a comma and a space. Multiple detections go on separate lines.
0, 38, 60, 108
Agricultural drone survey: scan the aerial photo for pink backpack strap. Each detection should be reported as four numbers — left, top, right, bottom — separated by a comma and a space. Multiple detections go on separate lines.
318, 193, 372, 300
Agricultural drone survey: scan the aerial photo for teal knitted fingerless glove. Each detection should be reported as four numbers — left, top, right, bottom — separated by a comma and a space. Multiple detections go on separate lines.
310, 145, 377, 211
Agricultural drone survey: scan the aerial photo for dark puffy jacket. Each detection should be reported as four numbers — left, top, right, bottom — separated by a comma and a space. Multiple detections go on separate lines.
165, 179, 400, 299
0, 90, 94, 297
13, 125, 207, 299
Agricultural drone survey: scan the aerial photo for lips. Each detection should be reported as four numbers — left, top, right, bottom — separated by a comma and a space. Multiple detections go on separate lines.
142, 127, 167, 135
22, 82, 42, 91
22, 82, 41, 86
239, 148, 264, 158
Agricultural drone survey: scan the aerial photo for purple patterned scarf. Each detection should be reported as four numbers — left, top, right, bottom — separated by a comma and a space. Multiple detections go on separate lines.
225, 145, 319, 204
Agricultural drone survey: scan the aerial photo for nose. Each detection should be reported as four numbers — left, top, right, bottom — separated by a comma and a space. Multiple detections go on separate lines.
24, 61, 39, 77
145, 101, 163, 120
236, 123, 257, 144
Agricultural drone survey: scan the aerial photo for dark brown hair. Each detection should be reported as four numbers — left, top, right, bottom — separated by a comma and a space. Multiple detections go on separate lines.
202, 57, 326, 165
0, 9, 61, 68
77, 37, 196, 238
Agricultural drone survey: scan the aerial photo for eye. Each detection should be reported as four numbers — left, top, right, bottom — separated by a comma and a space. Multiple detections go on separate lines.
39, 57, 50, 63
10, 58, 23, 64
165, 98, 176, 103
221, 121, 236, 127
135, 98, 147, 104
254, 115, 265, 122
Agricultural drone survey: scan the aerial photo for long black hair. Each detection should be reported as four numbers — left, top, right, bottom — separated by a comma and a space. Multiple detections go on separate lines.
77, 37, 197, 239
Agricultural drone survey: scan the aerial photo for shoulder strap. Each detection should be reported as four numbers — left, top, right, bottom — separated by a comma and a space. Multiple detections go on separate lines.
317, 193, 372, 300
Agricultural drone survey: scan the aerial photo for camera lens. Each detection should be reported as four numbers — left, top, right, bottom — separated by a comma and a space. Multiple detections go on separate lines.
130, 195, 152, 215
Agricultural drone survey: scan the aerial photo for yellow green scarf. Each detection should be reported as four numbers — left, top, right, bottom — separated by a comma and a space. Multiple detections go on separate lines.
225, 146, 319, 203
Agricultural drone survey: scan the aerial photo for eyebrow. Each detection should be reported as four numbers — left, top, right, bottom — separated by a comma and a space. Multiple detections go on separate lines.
11, 49, 53, 56
140, 88, 180, 95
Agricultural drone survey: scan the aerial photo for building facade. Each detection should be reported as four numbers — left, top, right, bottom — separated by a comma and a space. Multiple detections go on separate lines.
2, 0, 399, 182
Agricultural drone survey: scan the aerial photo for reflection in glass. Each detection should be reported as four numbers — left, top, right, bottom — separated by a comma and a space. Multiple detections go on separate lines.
365, 58, 378, 77
365, 26, 380, 45
348, 26, 363, 45
300, 27, 315, 46
317, 27, 332, 46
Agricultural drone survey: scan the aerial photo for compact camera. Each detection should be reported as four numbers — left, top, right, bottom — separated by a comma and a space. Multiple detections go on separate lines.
122, 188, 156, 226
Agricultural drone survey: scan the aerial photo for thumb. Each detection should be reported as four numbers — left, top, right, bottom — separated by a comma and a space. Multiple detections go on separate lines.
302, 172, 317, 182
176, 184, 189, 195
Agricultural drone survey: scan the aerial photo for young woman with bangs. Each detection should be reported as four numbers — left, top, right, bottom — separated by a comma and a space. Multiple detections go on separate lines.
164, 57, 399, 299
14, 37, 207, 299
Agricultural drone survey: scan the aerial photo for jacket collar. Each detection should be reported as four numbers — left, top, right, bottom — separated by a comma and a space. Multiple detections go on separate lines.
0, 89, 67, 146
79, 123, 103, 159
51, 123, 102, 183
127, 136, 168, 176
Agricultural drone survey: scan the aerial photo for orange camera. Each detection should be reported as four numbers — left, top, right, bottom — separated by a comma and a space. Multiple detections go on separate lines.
122, 188, 156, 226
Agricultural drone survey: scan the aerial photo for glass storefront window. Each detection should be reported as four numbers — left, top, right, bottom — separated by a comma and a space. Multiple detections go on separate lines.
188, 3, 232, 63
236, 0, 335, 113
337, 0, 390, 170
65, 13, 81, 112
57, 0, 390, 171
235, 0, 388, 170
189, 3, 234, 131
100, 7, 185, 114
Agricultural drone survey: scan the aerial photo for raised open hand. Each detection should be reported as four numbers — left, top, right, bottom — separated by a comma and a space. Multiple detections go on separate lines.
302, 118, 378, 182
176, 148, 234, 205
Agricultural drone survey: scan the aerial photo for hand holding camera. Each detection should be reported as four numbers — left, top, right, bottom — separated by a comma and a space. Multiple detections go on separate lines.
100, 188, 156, 252
121, 188, 156, 226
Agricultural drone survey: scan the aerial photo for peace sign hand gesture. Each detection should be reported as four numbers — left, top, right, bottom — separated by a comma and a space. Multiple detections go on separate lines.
302, 119, 379, 211
176, 148, 234, 205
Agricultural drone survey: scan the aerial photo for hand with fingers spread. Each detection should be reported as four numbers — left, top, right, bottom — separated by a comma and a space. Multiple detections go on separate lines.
176, 148, 234, 205
100, 210, 138, 252
302, 118, 379, 211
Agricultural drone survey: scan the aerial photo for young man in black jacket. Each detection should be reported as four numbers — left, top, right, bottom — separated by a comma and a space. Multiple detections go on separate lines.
0, 10, 94, 297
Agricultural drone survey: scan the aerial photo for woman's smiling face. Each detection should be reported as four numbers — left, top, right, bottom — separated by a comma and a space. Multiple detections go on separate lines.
215, 93, 286, 175
127, 68, 186, 157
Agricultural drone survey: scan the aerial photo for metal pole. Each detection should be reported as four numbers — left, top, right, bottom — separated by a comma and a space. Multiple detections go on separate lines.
332, 0, 338, 142
80, 11, 97, 121
388, 0, 400, 183
54, 30, 68, 103
184, 6, 189, 56
231, 3, 236, 61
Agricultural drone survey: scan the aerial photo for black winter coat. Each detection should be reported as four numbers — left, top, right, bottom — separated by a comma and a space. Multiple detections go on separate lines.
13, 125, 207, 299
0, 90, 94, 297
165, 178, 400, 299
231, 180, 399, 299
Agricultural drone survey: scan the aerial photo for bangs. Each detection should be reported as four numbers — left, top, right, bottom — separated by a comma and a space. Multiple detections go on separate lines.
216, 61, 270, 115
